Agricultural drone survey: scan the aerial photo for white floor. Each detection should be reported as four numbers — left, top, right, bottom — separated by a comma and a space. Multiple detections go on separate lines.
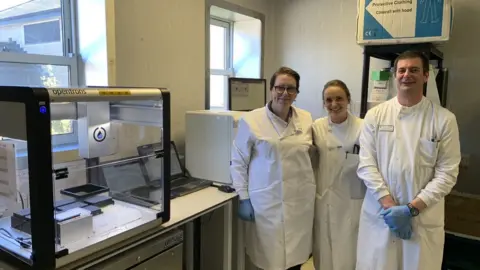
244, 254, 314, 270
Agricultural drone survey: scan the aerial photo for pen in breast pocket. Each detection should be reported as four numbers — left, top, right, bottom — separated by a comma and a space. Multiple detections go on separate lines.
353, 144, 360, 154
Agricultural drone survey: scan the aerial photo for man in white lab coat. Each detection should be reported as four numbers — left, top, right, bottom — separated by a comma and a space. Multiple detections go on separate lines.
356, 51, 461, 270
231, 67, 316, 270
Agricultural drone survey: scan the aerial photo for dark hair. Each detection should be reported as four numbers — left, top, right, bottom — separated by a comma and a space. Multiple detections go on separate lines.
269, 66, 300, 93
394, 51, 430, 74
322, 79, 351, 102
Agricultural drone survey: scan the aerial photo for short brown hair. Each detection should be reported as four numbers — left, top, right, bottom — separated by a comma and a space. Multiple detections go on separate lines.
269, 66, 300, 93
394, 51, 430, 74
322, 79, 351, 102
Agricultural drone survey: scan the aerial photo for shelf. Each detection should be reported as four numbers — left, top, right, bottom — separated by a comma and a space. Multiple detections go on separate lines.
359, 43, 447, 118
364, 43, 444, 61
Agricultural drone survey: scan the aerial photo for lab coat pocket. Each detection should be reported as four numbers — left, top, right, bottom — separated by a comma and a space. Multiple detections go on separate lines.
344, 154, 366, 200
417, 138, 439, 168
249, 182, 281, 222
417, 200, 445, 228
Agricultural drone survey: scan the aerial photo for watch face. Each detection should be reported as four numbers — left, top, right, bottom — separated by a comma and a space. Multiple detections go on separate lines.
410, 206, 419, 216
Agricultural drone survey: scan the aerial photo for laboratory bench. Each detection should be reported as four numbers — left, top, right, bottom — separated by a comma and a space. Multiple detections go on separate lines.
0, 187, 239, 270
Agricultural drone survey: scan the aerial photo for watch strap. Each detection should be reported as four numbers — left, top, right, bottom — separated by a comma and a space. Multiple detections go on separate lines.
407, 203, 419, 216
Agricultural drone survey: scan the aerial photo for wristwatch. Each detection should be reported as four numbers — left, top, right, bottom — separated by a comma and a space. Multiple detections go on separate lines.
407, 203, 419, 217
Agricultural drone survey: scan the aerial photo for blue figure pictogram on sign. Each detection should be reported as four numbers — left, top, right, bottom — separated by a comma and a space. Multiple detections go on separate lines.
420, 0, 441, 24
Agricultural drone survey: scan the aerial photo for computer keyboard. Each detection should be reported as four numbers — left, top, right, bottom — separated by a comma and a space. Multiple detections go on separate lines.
171, 177, 194, 188
170, 177, 212, 198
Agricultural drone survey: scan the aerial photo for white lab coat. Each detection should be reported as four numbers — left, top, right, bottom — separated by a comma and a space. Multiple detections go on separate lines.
356, 97, 461, 270
231, 104, 316, 270
312, 112, 365, 270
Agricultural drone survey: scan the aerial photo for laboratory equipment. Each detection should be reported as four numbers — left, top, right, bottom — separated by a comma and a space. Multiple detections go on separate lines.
185, 110, 245, 185
60, 184, 110, 199
0, 86, 171, 269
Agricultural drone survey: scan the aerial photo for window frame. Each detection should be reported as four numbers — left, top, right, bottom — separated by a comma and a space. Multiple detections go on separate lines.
0, 0, 80, 150
209, 17, 233, 109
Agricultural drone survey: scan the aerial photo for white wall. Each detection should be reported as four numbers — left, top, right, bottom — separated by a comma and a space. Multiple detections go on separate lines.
273, 0, 480, 193
273, 0, 395, 119
273, 0, 363, 119
110, 0, 275, 153
113, 0, 205, 147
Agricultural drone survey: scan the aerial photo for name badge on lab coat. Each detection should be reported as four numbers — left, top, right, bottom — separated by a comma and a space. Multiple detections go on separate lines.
379, 125, 394, 132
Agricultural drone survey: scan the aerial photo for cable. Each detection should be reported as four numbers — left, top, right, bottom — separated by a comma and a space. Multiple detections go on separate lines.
0, 228, 13, 238
17, 191, 25, 209
170, 141, 192, 178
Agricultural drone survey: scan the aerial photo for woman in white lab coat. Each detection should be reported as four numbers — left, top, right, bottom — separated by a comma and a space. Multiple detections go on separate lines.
230, 67, 316, 270
312, 79, 365, 270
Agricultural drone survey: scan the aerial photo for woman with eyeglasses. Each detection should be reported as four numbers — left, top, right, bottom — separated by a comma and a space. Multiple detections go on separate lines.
311, 79, 365, 270
231, 67, 316, 270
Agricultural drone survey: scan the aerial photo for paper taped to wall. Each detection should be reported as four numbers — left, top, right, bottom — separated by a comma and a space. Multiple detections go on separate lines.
369, 80, 390, 102
231, 82, 249, 97
356, 0, 453, 45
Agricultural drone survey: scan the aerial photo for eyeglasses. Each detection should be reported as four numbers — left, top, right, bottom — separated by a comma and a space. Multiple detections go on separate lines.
274, 85, 298, 95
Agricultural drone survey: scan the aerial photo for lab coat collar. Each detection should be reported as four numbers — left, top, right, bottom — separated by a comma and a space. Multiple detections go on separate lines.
393, 96, 427, 115
328, 111, 351, 127
290, 108, 303, 133
327, 111, 355, 135
265, 102, 303, 134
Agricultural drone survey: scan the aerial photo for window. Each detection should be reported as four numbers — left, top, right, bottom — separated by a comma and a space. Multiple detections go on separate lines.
208, 6, 263, 110
0, 0, 78, 149
76, 0, 108, 86
24, 20, 61, 45
209, 18, 232, 109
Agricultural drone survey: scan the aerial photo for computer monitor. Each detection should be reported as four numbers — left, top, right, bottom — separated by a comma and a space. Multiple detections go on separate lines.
137, 141, 183, 182
101, 158, 147, 193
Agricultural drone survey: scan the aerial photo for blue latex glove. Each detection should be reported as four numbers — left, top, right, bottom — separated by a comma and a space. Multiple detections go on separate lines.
238, 199, 255, 222
380, 205, 412, 240
394, 223, 413, 240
